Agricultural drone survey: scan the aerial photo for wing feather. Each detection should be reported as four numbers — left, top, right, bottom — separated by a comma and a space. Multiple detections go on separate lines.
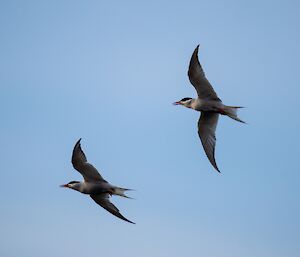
198, 112, 220, 172
188, 45, 221, 101
71, 139, 105, 182
91, 194, 135, 224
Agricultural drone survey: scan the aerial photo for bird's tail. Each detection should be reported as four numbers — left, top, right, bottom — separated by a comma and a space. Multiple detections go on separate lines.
224, 106, 246, 123
113, 187, 134, 199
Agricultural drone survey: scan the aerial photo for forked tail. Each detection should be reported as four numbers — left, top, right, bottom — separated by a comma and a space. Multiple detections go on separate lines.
224, 106, 246, 123
113, 187, 134, 199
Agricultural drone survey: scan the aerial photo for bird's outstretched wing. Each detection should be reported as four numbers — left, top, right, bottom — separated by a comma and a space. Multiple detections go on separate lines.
91, 194, 135, 224
71, 139, 106, 182
198, 112, 220, 172
188, 45, 221, 101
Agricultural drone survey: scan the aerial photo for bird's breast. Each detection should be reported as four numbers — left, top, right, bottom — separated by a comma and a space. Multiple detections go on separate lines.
194, 99, 223, 112
192, 98, 207, 111
89, 182, 111, 195
79, 182, 109, 195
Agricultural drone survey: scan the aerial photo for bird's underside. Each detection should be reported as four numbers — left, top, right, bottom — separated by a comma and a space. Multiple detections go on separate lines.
62, 138, 135, 224
174, 45, 244, 172
189, 45, 222, 172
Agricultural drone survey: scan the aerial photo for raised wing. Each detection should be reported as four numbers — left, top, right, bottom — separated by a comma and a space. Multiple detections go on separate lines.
91, 194, 135, 224
71, 139, 106, 182
188, 45, 221, 101
198, 112, 220, 172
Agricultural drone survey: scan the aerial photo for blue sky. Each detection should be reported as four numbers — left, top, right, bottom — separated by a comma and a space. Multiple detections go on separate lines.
1, 0, 300, 256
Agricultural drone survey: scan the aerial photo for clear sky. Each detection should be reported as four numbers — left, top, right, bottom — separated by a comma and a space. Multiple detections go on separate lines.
1, 0, 300, 256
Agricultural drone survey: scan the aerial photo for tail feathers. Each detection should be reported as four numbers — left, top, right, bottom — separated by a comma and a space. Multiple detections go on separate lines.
113, 187, 134, 199
224, 106, 246, 123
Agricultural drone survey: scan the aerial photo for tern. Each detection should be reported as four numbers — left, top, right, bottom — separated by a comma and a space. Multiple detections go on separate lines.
61, 139, 135, 224
174, 45, 245, 172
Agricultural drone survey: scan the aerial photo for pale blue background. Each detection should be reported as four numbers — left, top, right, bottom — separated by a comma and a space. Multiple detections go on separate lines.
1, 1, 299, 256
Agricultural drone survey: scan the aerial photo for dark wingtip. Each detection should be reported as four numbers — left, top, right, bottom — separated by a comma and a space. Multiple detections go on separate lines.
121, 216, 135, 224
213, 165, 221, 173
210, 156, 220, 173
212, 161, 221, 173
72, 139, 83, 158
190, 45, 200, 65
75, 138, 82, 146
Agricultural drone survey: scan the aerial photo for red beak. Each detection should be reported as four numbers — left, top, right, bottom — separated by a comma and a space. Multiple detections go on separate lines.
173, 101, 181, 105
60, 184, 69, 188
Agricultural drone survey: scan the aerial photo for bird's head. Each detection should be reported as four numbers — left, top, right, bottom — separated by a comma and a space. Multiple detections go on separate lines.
60, 181, 81, 190
173, 97, 193, 108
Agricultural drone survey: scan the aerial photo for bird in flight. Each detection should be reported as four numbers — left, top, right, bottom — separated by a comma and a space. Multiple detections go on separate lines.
61, 138, 135, 224
173, 45, 245, 172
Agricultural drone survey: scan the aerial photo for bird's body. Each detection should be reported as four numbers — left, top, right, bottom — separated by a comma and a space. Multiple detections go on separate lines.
61, 139, 134, 224
67, 181, 115, 195
174, 45, 245, 172
188, 98, 224, 112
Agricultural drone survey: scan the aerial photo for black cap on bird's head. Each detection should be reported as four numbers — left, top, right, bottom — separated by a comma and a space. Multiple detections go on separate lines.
180, 97, 192, 102
68, 181, 80, 185
60, 181, 80, 188
173, 97, 193, 105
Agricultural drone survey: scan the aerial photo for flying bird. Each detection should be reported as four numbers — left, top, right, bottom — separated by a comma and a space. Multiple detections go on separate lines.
61, 138, 135, 224
173, 45, 245, 172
